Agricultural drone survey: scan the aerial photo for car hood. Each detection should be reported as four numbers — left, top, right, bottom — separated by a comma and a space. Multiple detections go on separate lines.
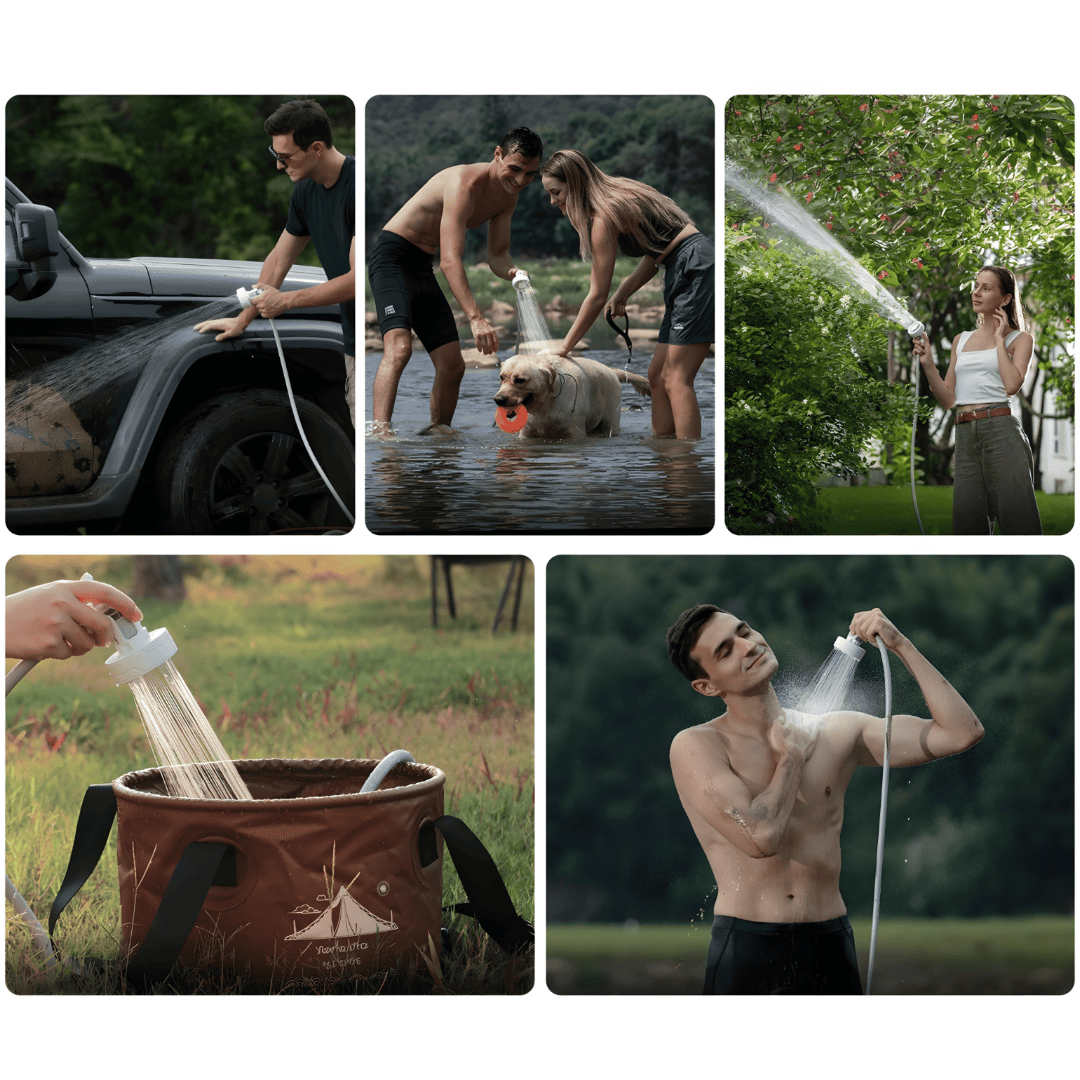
120, 256, 328, 298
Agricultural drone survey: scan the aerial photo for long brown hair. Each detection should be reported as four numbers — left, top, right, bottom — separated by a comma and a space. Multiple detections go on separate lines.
977, 265, 1028, 333
540, 149, 691, 262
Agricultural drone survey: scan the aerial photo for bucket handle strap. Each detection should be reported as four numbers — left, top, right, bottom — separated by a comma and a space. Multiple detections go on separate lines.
430, 814, 533, 953
48, 784, 117, 938
126, 841, 230, 984
48, 784, 229, 983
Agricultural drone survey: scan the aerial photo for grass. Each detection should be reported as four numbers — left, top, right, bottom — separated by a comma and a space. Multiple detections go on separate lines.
548, 915, 1075, 971
6, 555, 534, 995
815, 484, 1074, 535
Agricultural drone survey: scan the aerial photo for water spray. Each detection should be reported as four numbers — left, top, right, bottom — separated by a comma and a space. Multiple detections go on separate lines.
727, 162, 930, 534
235, 285, 354, 527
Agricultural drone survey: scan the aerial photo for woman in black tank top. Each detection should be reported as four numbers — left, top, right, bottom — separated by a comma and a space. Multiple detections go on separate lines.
540, 150, 714, 440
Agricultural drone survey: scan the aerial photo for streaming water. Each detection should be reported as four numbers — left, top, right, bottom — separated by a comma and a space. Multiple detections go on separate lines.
363, 342, 715, 534
6, 300, 237, 417
790, 642, 861, 721
127, 659, 252, 801
513, 284, 559, 354
725, 159, 919, 332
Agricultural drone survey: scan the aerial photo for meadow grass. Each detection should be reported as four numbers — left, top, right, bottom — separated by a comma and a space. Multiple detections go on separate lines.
6, 555, 534, 995
815, 485, 1074, 535
547, 916, 1074, 971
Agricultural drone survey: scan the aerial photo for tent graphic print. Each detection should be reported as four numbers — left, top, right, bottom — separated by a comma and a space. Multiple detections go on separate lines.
286, 885, 398, 941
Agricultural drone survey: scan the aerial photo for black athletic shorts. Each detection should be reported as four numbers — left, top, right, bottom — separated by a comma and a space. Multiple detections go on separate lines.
367, 230, 459, 353
703, 914, 863, 995
658, 232, 714, 346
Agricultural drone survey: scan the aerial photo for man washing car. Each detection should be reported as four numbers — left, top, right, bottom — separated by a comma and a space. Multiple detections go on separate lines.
195, 99, 355, 425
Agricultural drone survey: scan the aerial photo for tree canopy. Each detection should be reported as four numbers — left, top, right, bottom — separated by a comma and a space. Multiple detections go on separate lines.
6, 95, 355, 265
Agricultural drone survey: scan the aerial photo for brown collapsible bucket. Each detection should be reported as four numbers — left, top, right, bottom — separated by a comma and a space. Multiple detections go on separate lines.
113, 758, 446, 982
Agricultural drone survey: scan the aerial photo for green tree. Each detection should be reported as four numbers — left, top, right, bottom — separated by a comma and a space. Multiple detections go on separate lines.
6, 95, 355, 264
725, 237, 913, 533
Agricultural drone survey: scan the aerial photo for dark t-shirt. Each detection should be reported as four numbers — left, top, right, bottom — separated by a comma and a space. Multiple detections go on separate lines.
286, 154, 356, 355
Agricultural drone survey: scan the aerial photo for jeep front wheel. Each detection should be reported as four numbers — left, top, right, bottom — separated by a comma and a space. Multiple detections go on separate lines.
155, 390, 354, 534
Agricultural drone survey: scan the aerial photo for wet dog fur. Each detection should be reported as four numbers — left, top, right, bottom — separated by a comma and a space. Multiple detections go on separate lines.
494, 352, 650, 438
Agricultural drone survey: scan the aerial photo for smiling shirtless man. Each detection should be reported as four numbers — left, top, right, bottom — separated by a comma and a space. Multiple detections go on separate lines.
667, 603, 984, 994
368, 127, 543, 436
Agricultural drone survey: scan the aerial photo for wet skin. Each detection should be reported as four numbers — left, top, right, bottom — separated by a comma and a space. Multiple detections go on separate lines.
669, 610, 984, 922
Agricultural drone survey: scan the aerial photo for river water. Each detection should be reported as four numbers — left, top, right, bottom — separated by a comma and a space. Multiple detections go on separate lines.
363, 348, 715, 534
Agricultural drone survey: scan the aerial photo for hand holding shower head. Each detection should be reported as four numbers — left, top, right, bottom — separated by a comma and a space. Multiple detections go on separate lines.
236, 285, 264, 309
104, 616, 178, 686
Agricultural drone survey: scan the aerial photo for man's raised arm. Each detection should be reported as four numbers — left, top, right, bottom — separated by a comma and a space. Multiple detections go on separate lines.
852, 608, 984, 768
438, 174, 499, 355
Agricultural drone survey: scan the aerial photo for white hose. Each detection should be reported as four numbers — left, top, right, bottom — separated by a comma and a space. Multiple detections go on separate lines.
909, 357, 925, 535
866, 636, 893, 994
360, 749, 416, 793
5, 658, 37, 696
5, 874, 57, 969
267, 317, 354, 526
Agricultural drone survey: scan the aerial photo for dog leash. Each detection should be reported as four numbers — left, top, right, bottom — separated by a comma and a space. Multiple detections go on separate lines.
606, 310, 642, 412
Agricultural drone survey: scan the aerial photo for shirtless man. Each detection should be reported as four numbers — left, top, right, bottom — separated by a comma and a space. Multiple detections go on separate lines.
667, 604, 984, 994
368, 127, 543, 435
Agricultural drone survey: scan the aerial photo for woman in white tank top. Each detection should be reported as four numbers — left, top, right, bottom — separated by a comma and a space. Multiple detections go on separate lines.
911, 266, 1042, 534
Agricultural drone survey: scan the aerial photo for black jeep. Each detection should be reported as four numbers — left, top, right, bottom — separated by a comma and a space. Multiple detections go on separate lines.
5, 177, 354, 534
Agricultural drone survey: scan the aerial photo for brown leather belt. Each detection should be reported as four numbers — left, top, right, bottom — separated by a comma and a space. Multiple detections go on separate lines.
956, 406, 1011, 424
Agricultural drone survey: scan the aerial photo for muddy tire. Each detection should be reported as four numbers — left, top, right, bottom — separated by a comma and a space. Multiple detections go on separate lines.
155, 390, 354, 534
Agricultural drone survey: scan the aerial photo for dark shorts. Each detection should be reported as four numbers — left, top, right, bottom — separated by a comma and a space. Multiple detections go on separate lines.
952, 403, 1043, 535
367, 230, 459, 353
658, 232, 714, 346
703, 914, 863, 995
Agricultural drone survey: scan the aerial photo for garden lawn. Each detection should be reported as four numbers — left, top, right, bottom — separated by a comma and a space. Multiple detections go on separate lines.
817, 485, 1074, 535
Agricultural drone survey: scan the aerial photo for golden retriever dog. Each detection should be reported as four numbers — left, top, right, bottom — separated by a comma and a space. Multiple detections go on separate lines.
494, 352, 650, 438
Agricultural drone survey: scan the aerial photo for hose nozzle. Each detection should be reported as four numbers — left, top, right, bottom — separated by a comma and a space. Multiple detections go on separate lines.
104, 616, 177, 685
236, 285, 264, 309
906, 320, 925, 338
833, 632, 866, 661
511, 270, 531, 292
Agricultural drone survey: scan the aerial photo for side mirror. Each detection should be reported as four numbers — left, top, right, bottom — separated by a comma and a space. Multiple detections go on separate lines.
6, 203, 60, 300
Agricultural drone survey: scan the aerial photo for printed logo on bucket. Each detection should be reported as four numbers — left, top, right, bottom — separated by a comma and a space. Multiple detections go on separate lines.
286, 881, 398, 969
